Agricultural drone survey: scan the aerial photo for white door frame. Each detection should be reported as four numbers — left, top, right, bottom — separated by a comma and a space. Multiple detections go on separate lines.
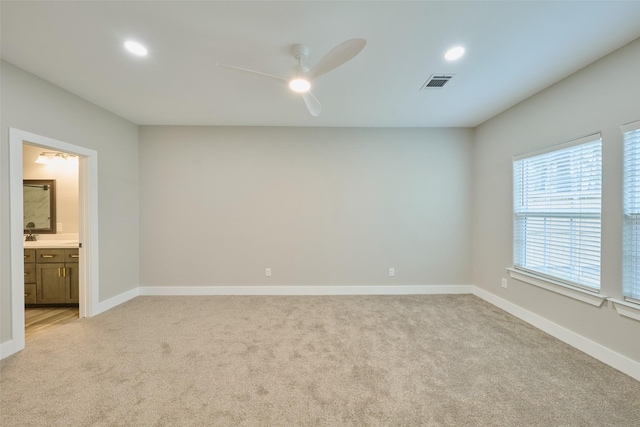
8, 128, 99, 355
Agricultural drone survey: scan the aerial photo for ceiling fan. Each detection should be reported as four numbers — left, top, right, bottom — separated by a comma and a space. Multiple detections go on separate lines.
218, 38, 367, 117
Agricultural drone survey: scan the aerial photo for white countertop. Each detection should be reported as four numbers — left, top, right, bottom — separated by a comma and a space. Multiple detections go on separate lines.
24, 240, 79, 249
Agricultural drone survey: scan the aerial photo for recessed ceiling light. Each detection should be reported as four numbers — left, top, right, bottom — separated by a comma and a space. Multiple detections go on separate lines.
124, 40, 148, 57
444, 46, 465, 61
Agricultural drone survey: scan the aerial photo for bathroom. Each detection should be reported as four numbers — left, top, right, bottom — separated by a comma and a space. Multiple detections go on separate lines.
22, 143, 79, 340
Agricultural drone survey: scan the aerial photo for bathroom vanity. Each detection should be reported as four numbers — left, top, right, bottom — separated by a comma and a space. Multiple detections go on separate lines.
24, 245, 79, 306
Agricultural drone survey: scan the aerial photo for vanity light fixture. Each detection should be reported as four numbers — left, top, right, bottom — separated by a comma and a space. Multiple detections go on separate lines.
35, 151, 77, 165
51, 153, 66, 167
35, 153, 51, 164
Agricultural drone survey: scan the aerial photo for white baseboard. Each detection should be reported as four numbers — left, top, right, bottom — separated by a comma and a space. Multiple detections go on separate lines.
94, 287, 139, 316
472, 286, 640, 382
138, 284, 474, 296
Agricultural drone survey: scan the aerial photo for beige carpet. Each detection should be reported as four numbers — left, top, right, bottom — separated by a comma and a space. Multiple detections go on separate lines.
1, 295, 639, 426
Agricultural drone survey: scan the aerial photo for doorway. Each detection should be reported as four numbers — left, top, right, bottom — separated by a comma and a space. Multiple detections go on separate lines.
8, 128, 99, 355
22, 144, 80, 341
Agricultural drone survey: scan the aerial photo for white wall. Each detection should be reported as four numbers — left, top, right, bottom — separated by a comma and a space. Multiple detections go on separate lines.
0, 61, 140, 343
139, 126, 473, 288
473, 38, 640, 363
22, 144, 79, 234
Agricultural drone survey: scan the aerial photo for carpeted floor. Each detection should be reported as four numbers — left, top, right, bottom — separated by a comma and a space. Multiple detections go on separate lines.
1, 295, 639, 426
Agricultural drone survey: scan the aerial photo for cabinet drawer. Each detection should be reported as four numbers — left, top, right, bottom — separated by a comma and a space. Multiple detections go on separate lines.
24, 249, 36, 263
24, 284, 36, 304
35, 249, 65, 263
24, 263, 36, 284
64, 249, 79, 263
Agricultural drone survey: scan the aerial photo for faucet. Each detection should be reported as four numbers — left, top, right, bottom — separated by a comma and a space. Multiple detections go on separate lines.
25, 229, 37, 241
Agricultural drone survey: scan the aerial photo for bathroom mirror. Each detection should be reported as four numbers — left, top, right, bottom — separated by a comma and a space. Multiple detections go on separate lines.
23, 179, 57, 234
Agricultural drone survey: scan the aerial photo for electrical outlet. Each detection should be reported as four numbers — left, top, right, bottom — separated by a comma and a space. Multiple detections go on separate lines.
265, 268, 271, 277
501, 278, 508, 288
389, 268, 395, 277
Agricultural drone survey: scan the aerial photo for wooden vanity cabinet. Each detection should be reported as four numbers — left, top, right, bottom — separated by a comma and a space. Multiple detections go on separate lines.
25, 248, 79, 305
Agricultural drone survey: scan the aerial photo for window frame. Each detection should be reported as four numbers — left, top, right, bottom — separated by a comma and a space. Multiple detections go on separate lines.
622, 120, 640, 304
512, 133, 603, 293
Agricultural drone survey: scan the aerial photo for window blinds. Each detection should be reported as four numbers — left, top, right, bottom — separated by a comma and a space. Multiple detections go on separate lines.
513, 135, 602, 290
623, 121, 640, 302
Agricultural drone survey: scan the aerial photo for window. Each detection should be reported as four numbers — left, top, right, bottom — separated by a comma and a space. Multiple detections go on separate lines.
622, 121, 640, 303
513, 134, 602, 291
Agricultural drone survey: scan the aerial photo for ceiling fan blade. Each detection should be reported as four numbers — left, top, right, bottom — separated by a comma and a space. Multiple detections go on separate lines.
217, 64, 286, 84
302, 91, 321, 117
308, 38, 366, 80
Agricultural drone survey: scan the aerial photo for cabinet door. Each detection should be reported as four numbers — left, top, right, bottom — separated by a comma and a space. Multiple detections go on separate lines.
64, 249, 79, 303
37, 263, 67, 303
66, 264, 79, 303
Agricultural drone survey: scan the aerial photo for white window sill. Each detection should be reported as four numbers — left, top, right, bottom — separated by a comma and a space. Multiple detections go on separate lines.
507, 268, 607, 307
608, 298, 640, 322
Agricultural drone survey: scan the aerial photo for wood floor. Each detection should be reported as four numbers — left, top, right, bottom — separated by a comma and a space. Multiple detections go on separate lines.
25, 307, 79, 342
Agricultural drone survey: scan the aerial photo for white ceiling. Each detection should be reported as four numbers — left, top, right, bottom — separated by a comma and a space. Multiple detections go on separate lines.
2, 1, 640, 128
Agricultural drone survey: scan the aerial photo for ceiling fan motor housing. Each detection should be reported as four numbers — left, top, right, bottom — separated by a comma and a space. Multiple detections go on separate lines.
291, 43, 310, 60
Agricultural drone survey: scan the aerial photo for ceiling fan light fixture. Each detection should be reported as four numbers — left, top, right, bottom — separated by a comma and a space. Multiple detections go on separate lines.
289, 78, 311, 93
220, 38, 366, 116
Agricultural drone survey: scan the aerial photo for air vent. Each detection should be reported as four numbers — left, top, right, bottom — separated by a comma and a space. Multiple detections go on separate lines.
420, 74, 454, 90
